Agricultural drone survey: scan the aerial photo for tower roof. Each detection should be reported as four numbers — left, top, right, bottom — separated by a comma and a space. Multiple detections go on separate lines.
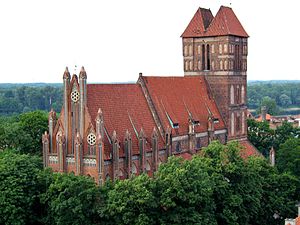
181, 6, 248, 38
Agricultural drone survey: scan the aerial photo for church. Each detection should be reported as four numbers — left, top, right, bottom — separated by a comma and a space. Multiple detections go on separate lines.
42, 5, 259, 184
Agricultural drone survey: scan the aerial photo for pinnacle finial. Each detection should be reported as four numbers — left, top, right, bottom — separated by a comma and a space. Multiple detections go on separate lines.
63, 66, 71, 79
79, 66, 87, 79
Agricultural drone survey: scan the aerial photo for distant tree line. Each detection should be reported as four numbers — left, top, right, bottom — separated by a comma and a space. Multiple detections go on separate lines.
247, 81, 300, 115
0, 85, 62, 115
0, 81, 299, 116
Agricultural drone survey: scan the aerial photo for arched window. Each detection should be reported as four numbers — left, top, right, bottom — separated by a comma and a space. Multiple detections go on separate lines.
219, 44, 222, 54
211, 44, 215, 53
230, 85, 235, 104
241, 85, 245, 104
184, 45, 188, 56
220, 60, 223, 70
189, 61, 193, 70
236, 113, 241, 133
176, 142, 181, 152
237, 86, 241, 104
224, 44, 228, 53
202, 44, 205, 70
189, 45, 193, 56
196, 138, 201, 149
206, 44, 210, 70
145, 161, 151, 171
224, 60, 228, 70
197, 45, 201, 54
105, 174, 110, 181
198, 60, 201, 70
132, 163, 137, 175
185, 61, 189, 71
231, 112, 235, 136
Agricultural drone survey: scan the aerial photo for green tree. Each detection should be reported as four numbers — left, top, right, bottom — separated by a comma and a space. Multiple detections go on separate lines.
18, 111, 48, 155
276, 138, 300, 179
258, 96, 279, 115
40, 173, 99, 225
247, 119, 274, 156
155, 156, 216, 225
104, 174, 157, 225
279, 94, 292, 107
0, 150, 43, 225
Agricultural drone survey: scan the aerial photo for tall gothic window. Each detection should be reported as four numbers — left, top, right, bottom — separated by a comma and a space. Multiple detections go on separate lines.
206, 44, 210, 70
202, 44, 205, 70
230, 85, 235, 104
231, 112, 235, 136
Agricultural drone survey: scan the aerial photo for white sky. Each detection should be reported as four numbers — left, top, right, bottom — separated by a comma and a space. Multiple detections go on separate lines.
0, 0, 299, 83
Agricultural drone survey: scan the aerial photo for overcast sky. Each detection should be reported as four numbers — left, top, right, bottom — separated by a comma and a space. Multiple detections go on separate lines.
0, 0, 299, 83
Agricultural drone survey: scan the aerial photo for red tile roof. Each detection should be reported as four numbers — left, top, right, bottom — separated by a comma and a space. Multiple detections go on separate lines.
175, 151, 193, 160
87, 84, 164, 156
239, 140, 261, 159
181, 7, 213, 38
181, 6, 248, 38
256, 113, 271, 122
142, 76, 225, 136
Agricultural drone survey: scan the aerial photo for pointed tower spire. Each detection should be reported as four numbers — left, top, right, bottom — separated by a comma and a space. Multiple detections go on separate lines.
63, 66, 70, 79
79, 66, 87, 79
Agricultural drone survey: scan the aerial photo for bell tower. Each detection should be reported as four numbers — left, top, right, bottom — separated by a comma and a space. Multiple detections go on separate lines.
182, 6, 249, 140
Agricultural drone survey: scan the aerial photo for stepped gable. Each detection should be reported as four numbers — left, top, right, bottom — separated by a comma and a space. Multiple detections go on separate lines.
181, 6, 248, 38
87, 83, 163, 157
142, 76, 225, 136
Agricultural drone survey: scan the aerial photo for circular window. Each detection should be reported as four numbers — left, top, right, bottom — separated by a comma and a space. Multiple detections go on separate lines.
71, 90, 80, 103
87, 133, 96, 146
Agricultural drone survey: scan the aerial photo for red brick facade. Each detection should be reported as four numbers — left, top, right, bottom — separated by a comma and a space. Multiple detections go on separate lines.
42, 5, 259, 184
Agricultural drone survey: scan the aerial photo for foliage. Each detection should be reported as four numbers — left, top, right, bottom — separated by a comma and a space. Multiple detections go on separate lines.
155, 156, 216, 225
276, 138, 300, 179
104, 174, 157, 225
247, 119, 300, 156
0, 111, 48, 155
248, 81, 300, 113
40, 173, 99, 225
257, 96, 279, 115
0, 85, 62, 115
247, 119, 274, 156
0, 150, 43, 225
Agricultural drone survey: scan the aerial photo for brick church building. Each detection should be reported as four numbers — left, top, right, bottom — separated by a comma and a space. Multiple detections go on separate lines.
42, 6, 259, 184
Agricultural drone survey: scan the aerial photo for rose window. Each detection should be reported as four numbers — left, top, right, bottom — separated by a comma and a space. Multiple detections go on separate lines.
71, 90, 80, 103
87, 133, 96, 146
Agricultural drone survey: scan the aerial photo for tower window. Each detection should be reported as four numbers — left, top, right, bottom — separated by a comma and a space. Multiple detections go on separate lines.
185, 60, 189, 71
198, 45, 201, 54
241, 85, 245, 104
198, 60, 201, 70
220, 60, 223, 70
224, 60, 228, 70
231, 112, 235, 136
184, 45, 188, 56
224, 44, 228, 53
202, 44, 205, 70
230, 85, 234, 104
189, 61, 193, 70
206, 44, 210, 70
219, 44, 222, 54
236, 86, 241, 104
189, 45, 193, 56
